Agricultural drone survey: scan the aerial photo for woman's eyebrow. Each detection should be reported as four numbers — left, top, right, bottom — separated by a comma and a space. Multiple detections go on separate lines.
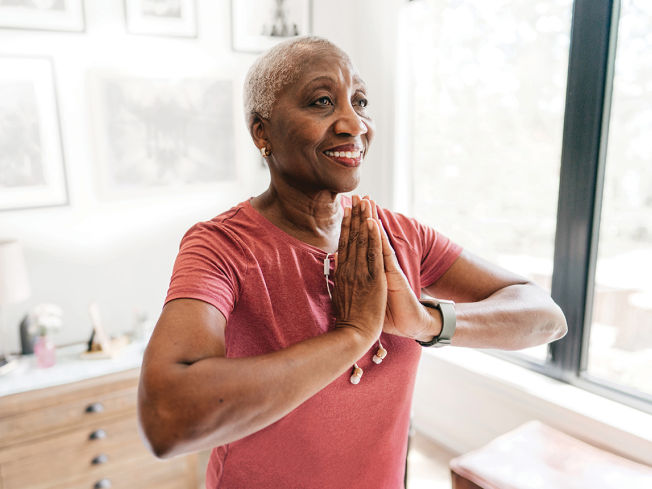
352, 76, 367, 92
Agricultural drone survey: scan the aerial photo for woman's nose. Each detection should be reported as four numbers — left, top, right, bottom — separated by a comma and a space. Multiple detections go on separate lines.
334, 104, 368, 136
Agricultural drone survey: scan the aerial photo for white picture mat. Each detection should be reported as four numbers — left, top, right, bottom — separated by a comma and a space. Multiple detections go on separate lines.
89, 73, 236, 199
232, 0, 312, 53
124, 0, 197, 37
0, 57, 67, 210
0, 0, 85, 31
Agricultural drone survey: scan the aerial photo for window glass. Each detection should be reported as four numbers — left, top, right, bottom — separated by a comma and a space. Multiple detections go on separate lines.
586, 0, 652, 396
406, 0, 573, 359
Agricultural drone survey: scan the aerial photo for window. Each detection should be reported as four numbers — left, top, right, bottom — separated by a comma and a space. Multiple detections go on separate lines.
406, 0, 573, 362
405, 0, 652, 411
585, 0, 652, 397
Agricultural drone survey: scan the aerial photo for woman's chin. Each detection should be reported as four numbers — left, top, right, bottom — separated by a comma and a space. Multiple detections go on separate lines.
333, 177, 360, 195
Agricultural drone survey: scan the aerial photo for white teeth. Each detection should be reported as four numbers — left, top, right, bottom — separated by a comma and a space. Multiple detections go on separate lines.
325, 150, 362, 158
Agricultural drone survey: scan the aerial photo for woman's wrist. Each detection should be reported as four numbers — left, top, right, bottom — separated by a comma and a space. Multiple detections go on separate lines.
414, 305, 443, 343
333, 321, 379, 351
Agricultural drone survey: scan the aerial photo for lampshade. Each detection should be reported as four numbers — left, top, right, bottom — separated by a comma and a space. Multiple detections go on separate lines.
0, 240, 31, 306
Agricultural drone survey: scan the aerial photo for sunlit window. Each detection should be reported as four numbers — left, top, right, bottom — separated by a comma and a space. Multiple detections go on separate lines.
586, 0, 652, 397
404, 0, 573, 360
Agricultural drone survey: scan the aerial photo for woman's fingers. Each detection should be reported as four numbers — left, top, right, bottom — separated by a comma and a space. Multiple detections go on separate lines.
337, 206, 352, 264
355, 199, 370, 269
362, 197, 392, 269
337, 195, 384, 279
370, 199, 379, 221
378, 219, 400, 273
347, 195, 361, 268
366, 218, 383, 278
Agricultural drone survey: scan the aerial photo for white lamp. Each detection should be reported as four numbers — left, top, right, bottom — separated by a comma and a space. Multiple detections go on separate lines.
0, 240, 31, 369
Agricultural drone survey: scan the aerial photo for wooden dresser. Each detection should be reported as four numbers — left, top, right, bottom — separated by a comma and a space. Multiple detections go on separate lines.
0, 368, 197, 489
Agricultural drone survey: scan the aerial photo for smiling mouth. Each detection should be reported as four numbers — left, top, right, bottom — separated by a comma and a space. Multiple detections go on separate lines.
323, 149, 363, 167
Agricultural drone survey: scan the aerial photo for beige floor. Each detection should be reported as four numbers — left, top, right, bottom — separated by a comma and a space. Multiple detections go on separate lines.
196, 430, 455, 488
407, 431, 456, 489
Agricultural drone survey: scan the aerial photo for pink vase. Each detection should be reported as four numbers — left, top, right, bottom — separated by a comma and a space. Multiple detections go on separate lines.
35, 336, 56, 368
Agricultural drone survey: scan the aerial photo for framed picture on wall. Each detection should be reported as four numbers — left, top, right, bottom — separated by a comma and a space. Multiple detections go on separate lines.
231, 0, 312, 53
0, 57, 68, 211
89, 74, 236, 198
0, 0, 85, 32
124, 0, 198, 38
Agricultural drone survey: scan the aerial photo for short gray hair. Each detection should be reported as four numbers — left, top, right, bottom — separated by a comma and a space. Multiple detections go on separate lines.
243, 36, 348, 120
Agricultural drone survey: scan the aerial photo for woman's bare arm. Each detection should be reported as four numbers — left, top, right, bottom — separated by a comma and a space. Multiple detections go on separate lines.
138, 299, 375, 458
422, 250, 567, 350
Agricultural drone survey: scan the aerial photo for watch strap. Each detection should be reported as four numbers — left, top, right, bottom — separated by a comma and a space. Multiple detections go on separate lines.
416, 298, 456, 347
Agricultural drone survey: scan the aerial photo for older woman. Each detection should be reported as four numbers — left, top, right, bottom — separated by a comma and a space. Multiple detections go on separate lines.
138, 36, 567, 488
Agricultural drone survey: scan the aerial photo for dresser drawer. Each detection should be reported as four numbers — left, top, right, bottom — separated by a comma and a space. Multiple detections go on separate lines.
53, 453, 197, 489
0, 415, 153, 489
0, 370, 139, 447
0, 368, 197, 489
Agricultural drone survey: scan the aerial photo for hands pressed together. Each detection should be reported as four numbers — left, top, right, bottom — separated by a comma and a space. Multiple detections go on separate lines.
332, 195, 441, 346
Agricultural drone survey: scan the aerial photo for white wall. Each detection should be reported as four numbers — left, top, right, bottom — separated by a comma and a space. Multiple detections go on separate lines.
413, 348, 652, 466
0, 0, 402, 352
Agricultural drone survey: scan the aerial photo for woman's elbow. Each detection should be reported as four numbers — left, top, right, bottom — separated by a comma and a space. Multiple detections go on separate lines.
137, 400, 178, 459
137, 375, 189, 459
547, 302, 568, 342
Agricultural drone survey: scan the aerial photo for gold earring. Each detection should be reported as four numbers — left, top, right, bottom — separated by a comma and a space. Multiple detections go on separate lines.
261, 146, 271, 157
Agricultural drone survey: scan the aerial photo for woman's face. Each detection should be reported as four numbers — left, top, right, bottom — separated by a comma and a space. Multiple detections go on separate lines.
264, 48, 375, 194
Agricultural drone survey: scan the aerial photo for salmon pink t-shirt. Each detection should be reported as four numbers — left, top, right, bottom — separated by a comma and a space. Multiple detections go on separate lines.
165, 198, 462, 489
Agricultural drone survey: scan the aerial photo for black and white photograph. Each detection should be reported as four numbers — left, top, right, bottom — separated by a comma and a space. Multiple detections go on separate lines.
231, 0, 312, 53
0, 0, 85, 32
124, 0, 197, 37
0, 57, 68, 211
91, 75, 235, 197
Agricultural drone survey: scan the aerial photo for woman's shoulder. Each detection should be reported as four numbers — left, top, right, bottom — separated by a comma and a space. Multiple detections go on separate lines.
180, 200, 257, 255
376, 205, 426, 241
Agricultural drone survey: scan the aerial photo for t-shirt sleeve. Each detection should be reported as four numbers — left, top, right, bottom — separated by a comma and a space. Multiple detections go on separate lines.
415, 219, 463, 288
165, 221, 245, 321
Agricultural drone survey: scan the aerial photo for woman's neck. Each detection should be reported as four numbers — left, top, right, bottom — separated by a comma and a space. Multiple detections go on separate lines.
250, 183, 344, 252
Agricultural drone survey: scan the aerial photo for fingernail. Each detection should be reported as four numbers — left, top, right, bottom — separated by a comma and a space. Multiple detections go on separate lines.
367, 219, 374, 230
360, 200, 366, 212
344, 207, 351, 217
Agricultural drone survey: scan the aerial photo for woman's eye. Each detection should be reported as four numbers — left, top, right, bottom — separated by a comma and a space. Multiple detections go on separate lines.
357, 98, 368, 108
314, 96, 332, 106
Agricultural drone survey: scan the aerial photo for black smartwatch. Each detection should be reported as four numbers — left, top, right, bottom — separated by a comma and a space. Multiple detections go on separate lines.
416, 297, 456, 347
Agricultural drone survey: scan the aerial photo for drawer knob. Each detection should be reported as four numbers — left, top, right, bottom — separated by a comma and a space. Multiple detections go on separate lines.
91, 454, 108, 465
85, 402, 104, 413
94, 478, 112, 489
89, 429, 107, 440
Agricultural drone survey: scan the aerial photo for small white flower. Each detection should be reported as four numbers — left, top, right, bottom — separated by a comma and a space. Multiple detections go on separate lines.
30, 303, 63, 335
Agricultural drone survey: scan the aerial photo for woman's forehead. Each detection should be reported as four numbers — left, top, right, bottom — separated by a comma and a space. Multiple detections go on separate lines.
290, 52, 366, 93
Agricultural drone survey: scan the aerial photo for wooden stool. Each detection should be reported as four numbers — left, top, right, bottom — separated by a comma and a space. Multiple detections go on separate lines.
449, 421, 652, 489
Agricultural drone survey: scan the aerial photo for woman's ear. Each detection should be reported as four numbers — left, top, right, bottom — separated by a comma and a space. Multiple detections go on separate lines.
249, 113, 269, 151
